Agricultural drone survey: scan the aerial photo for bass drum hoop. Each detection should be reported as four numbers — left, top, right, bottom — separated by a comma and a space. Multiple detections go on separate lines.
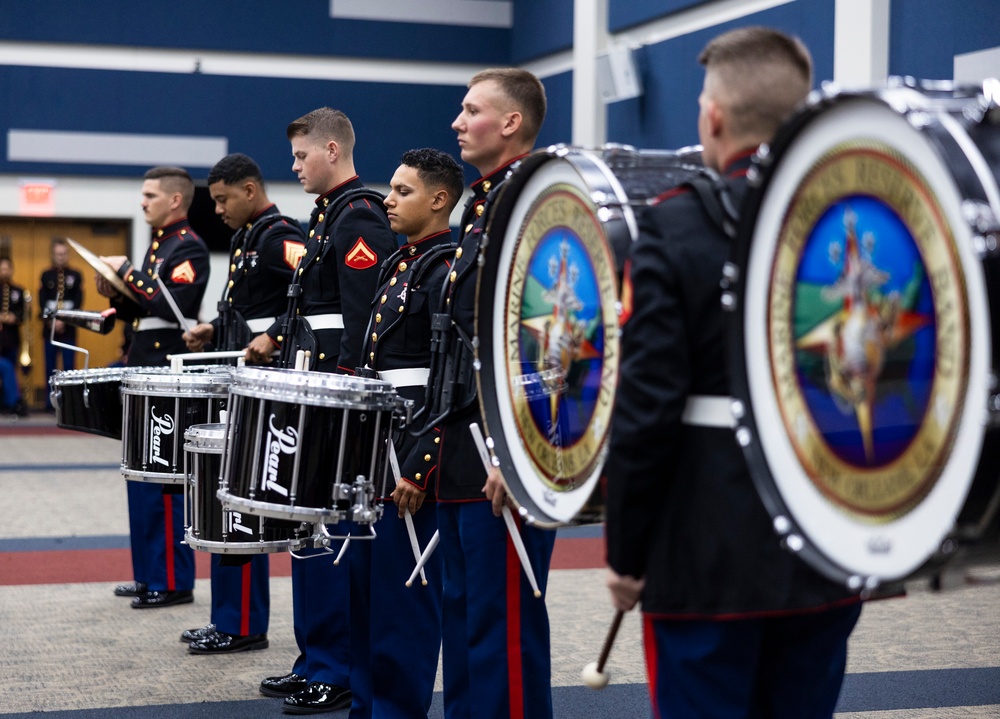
730, 89, 992, 587
476, 147, 631, 527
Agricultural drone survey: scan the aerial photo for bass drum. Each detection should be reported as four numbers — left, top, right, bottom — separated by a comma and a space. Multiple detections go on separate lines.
726, 79, 1000, 590
475, 144, 705, 527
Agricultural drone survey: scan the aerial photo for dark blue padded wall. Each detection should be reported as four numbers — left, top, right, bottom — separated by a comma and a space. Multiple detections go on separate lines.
889, 0, 999, 79
511, 0, 574, 63
610, 0, 713, 32
0, 0, 510, 64
606, 0, 836, 153
0, 65, 470, 185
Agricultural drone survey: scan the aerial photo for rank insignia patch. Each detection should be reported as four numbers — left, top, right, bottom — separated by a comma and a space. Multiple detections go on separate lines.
346, 238, 377, 269
170, 260, 196, 284
284, 240, 307, 270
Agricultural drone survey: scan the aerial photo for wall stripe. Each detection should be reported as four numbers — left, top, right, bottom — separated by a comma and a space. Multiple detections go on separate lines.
331, 0, 513, 28
8, 129, 227, 168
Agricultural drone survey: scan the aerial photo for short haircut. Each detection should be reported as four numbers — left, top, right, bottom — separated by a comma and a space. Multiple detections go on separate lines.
144, 166, 195, 210
286, 107, 356, 160
207, 153, 264, 188
469, 68, 547, 142
400, 148, 465, 213
51, 237, 68, 249
698, 26, 813, 142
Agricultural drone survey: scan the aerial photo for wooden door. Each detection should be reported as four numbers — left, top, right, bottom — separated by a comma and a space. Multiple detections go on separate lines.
0, 218, 129, 408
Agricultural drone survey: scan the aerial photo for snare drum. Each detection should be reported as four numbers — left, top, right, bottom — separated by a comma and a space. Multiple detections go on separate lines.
725, 79, 1000, 588
51, 367, 127, 439
219, 366, 398, 524
475, 145, 706, 526
121, 369, 232, 484
184, 423, 307, 554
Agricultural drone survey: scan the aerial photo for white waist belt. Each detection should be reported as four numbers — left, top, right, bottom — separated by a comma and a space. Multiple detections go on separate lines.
682, 395, 736, 429
377, 367, 430, 388
245, 317, 275, 334
136, 317, 194, 332
305, 313, 345, 331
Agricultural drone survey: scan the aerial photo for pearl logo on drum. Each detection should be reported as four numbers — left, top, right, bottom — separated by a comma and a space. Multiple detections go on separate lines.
148, 408, 175, 467
261, 414, 299, 497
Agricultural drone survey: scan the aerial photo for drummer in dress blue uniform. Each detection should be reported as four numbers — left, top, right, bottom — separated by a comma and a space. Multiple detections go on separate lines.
0, 258, 28, 417
427, 69, 556, 719
604, 27, 862, 719
349, 148, 464, 719
39, 237, 84, 409
180, 152, 307, 654
245, 107, 398, 715
95, 166, 210, 609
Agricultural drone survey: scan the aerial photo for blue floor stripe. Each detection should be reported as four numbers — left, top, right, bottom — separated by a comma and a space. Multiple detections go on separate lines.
0, 535, 131, 552
1, 669, 998, 718
0, 463, 120, 473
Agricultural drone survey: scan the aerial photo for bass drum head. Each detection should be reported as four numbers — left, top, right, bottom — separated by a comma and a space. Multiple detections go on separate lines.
476, 149, 625, 526
731, 92, 991, 587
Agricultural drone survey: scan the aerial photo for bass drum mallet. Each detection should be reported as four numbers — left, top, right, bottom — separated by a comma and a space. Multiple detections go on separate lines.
581, 609, 624, 689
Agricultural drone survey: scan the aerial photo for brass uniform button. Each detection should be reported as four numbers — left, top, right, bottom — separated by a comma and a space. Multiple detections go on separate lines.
277, 335, 283, 342
147, 269, 153, 276
235, 249, 242, 257
149, 254, 155, 262
415, 473, 422, 481
152, 241, 160, 250
482, 180, 492, 192
465, 223, 473, 234
450, 271, 457, 283
475, 204, 484, 217
398, 305, 404, 313
230, 264, 236, 272
389, 277, 397, 286
381, 295, 387, 304
309, 229, 315, 238
299, 268, 304, 275
423, 454, 431, 462
136, 280, 143, 288
398, 261, 407, 272
181, 229, 187, 235
375, 313, 382, 323
228, 280, 234, 288
371, 333, 378, 342
157, 229, 164, 238
434, 437, 440, 444
127, 275, 134, 282
228, 298, 233, 304
146, 288, 153, 294
323, 197, 330, 206
132, 319, 139, 329
318, 213, 325, 222
455, 247, 463, 259
369, 352, 375, 360
319, 353, 326, 360
154, 341, 161, 349
409, 246, 416, 255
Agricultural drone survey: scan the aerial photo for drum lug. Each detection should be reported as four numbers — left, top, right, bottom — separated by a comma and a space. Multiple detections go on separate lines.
720, 262, 740, 312
963, 199, 1000, 236
987, 388, 1000, 427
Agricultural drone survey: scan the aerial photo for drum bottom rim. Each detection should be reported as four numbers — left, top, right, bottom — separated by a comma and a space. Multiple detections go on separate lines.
219, 492, 352, 524
184, 533, 306, 555
121, 468, 185, 485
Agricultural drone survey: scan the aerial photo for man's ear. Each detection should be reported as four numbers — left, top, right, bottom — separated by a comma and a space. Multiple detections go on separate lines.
326, 140, 340, 163
431, 189, 449, 211
705, 98, 724, 140
500, 110, 523, 139
243, 181, 258, 201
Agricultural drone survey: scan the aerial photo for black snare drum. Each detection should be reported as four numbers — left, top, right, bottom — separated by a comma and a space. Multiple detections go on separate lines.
184, 423, 307, 554
121, 369, 232, 484
475, 145, 705, 526
219, 367, 398, 524
51, 367, 126, 439
725, 79, 1000, 589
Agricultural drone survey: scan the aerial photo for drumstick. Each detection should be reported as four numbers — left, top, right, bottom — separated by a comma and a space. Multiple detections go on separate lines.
153, 275, 195, 332
406, 530, 440, 588
388, 440, 427, 586
468, 422, 542, 598
332, 537, 350, 566
581, 610, 624, 690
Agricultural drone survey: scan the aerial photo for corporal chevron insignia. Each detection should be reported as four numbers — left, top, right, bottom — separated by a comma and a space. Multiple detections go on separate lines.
170, 260, 196, 284
345, 237, 377, 269
283, 240, 307, 269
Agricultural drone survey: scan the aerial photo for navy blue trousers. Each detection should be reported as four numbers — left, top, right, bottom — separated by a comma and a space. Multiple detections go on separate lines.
209, 554, 270, 636
290, 535, 351, 686
438, 501, 555, 719
644, 602, 862, 719
349, 503, 443, 719
125, 480, 195, 591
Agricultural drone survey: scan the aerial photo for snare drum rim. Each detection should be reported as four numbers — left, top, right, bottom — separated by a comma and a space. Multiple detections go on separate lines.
729, 87, 993, 587
122, 371, 232, 397
183, 423, 227, 453
230, 366, 397, 410
50, 367, 127, 385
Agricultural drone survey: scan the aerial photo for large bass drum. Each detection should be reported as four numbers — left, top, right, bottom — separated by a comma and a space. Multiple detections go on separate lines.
726, 79, 1000, 589
475, 145, 705, 527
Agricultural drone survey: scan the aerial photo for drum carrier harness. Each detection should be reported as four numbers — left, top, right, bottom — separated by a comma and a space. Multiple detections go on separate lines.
277, 188, 387, 370
216, 211, 302, 352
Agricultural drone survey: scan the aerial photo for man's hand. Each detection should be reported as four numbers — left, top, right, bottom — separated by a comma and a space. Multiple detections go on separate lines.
245, 333, 277, 364
606, 568, 645, 612
94, 274, 118, 298
183, 322, 214, 352
391, 480, 427, 518
0, 311, 16, 325
100, 255, 128, 273
482, 466, 508, 518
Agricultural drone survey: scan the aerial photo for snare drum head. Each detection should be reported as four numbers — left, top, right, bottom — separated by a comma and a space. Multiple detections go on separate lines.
476, 146, 702, 525
230, 366, 396, 410
731, 90, 992, 585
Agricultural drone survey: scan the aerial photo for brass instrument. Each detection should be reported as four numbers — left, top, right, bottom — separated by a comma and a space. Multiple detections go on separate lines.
19, 290, 32, 372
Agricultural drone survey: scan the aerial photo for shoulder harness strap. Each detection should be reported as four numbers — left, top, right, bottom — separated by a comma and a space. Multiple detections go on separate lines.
682, 171, 740, 240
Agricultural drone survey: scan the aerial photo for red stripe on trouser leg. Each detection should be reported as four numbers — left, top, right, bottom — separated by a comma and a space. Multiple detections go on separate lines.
506, 527, 525, 719
164, 494, 175, 591
241, 562, 252, 636
643, 614, 659, 718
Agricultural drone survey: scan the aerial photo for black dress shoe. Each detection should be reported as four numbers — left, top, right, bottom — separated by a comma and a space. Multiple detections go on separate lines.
283, 682, 352, 714
114, 581, 148, 597
131, 589, 193, 609
260, 672, 310, 698
188, 630, 268, 654
180, 624, 216, 643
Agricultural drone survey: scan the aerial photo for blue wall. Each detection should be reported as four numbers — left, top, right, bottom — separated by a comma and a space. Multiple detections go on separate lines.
607, 0, 836, 152
889, 0, 999, 80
